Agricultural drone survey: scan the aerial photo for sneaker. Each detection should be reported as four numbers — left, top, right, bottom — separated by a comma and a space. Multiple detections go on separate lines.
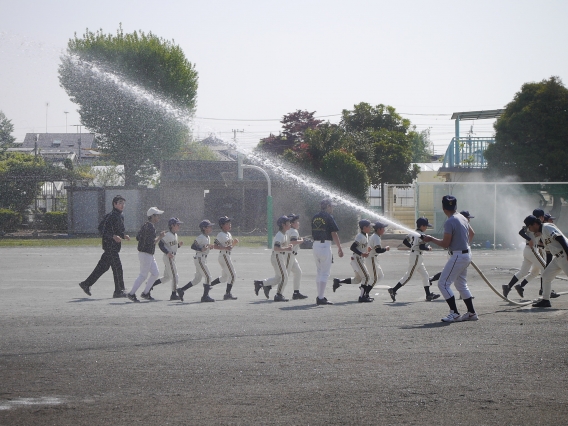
113, 290, 127, 298
254, 280, 263, 296
177, 288, 185, 302
127, 293, 140, 303
441, 310, 460, 322
170, 293, 180, 301
550, 290, 560, 299
201, 295, 215, 302
263, 285, 272, 299
140, 292, 154, 301
273, 293, 289, 302
333, 278, 341, 292
502, 285, 510, 298
388, 288, 396, 302
316, 297, 333, 305
292, 292, 308, 300
358, 296, 373, 303
514, 284, 524, 298
426, 293, 440, 301
79, 282, 91, 296
532, 299, 551, 308
223, 293, 237, 300
458, 312, 478, 321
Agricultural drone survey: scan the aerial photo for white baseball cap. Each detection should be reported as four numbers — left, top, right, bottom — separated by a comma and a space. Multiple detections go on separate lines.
147, 207, 164, 216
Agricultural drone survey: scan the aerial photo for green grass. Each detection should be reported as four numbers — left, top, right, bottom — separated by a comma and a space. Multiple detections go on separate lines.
0, 235, 269, 248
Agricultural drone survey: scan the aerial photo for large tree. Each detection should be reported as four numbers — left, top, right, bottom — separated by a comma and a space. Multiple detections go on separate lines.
59, 26, 198, 185
484, 77, 568, 215
0, 111, 16, 150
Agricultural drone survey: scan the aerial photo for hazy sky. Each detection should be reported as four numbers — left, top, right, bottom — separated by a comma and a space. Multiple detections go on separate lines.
1, 0, 567, 154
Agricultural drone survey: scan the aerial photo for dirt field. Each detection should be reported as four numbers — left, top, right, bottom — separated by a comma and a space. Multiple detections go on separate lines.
1, 242, 567, 425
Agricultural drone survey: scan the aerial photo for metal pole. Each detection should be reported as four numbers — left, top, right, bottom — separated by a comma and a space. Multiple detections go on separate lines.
240, 164, 272, 248
493, 183, 497, 250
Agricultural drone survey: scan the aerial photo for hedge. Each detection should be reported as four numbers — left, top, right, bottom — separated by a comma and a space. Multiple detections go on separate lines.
0, 209, 22, 232
42, 211, 68, 231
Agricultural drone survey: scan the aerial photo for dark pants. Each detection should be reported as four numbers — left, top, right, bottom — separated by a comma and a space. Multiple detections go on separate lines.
84, 251, 125, 292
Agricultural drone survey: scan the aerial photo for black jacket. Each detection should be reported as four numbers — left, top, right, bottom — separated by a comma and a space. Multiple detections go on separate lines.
101, 208, 126, 253
136, 221, 157, 255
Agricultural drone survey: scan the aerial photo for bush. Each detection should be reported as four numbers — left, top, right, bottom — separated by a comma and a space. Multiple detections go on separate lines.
42, 211, 68, 231
0, 209, 22, 232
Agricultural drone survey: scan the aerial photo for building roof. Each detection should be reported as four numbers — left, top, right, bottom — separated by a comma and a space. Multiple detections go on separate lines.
450, 110, 504, 120
21, 133, 96, 152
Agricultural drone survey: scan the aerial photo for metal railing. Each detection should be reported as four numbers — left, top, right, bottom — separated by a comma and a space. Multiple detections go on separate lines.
442, 137, 494, 169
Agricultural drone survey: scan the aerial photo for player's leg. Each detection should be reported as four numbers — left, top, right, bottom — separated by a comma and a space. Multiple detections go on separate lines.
141, 256, 160, 300
220, 254, 237, 300
81, 251, 112, 292
109, 251, 126, 295
390, 253, 419, 301
128, 252, 153, 301
534, 258, 562, 307
290, 258, 306, 299
274, 254, 289, 301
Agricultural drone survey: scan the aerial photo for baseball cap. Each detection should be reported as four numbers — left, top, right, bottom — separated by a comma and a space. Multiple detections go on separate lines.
168, 217, 183, 227
199, 219, 213, 229
277, 215, 291, 227
358, 219, 372, 229
416, 217, 432, 228
523, 215, 541, 227
533, 208, 545, 217
460, 210, 474, 219
442, 195, 457, 211
218, 216, 231, 226
288, 213, 300, 222
544, 213, 556, 221
320, 198, 337, 209
372, 221, 387, 230
147, 207, 164, 216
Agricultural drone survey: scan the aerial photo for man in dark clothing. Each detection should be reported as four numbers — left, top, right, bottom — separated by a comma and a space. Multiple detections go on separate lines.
79, 195, 130, 298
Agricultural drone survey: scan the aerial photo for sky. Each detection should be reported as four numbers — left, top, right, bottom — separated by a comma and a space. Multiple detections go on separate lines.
1, 0, 567, 154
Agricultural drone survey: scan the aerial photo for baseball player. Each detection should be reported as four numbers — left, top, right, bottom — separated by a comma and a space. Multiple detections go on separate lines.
150, 217, 184, 301
213, 216, 239, 301
254, 215, 294, 301
177, 220, 221, 303
535, 209, 560, 298
333, 219, 374, 303
423, 195, 477, 322
311, 199, 344, 305
524, 214, 568, 308
127, 207, 166, 302
79, 195, 130, 298
388, 217, 440, 302
285, 213, 307, 300
366, 221, 390, 296
502, 215, 546, 298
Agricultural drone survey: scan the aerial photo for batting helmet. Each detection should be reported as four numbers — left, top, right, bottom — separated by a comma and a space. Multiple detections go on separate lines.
218, 216, 231, 227
199, 219, 213, 231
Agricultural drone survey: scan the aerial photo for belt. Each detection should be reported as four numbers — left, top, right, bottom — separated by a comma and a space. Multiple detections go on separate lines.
411, 250, 423, 254
449, 249, 469, 255
320, 239, 331, 243
273, 251, 286, 255
554, 250, 564, 258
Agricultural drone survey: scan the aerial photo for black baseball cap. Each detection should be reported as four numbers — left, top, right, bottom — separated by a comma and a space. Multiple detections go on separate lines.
288, 213, 300, 222
544, 213, 556, 221
460, 211, 474, 219
373, 221, 387, 230
524, 215, 541, 227
416, 217, 432, 228
533, 208, 545, 217
442, 195, 457, 211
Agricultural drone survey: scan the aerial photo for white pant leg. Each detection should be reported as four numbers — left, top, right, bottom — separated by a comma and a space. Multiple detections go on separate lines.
218, 253, 236, 285
131, 252, 158, 295
286, 254, 302, 291
350, 255, 370, 285
312, 241, 332, 283
437, 252, 472, 300
265, 253, 289, 294
366, 256, 384, 287
398, 253, 421, 286
541, 254, 568, 299
193, 256, 211, 285
164, 256, 178, 291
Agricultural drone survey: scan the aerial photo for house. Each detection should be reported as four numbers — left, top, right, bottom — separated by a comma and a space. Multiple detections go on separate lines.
18, 133, 99, 164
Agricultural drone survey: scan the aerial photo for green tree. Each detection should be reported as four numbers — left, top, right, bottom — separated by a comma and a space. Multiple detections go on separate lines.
0, 111, 16, 150
0, 153, 76, 214
59, 26, 199, 186
484, 76, 568, 215
321, 150, 369, 201
409, 128, 434, 162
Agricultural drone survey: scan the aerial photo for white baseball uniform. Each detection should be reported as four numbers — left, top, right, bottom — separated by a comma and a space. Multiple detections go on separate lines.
540, 223, 568, 300
191, 233, 213, 285
515, 225, 546, 283
264, 230, 290, 294
215, 231, 236, 285
349, 232, 371, 285
367, 232, 386, 287
285, 227, 302, 291
157, 231, 180, 291
397, 231, 430, 287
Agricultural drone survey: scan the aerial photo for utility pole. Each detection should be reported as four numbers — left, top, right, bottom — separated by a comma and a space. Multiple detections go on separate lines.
45, 102, 49, 133
232, 129, 244, 146
71, 124, 83, 164
64, 111, 69, 133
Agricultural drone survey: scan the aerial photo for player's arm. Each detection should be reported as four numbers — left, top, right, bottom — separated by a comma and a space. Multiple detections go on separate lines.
402, 237, 412, 249
468, 225, 475, 244
423, 232, 452, 249
519, 226, 533, 248
273, 241, 292, 252
154, 230, 165, 245
373, 244, 389, 253
331, 231, 343, 257
554, 235, 568, 253
290, 237, 302, 246
158, 239, 169, 254
350, 241, 363, 255
212, 238, 226, 250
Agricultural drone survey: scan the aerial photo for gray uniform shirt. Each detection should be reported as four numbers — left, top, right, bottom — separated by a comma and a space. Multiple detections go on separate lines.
444, 213, 470, 252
